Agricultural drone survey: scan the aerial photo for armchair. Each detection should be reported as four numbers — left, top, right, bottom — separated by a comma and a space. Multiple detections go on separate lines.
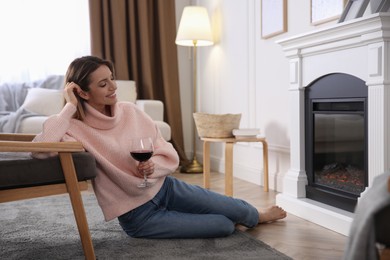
0, 133, 97, 259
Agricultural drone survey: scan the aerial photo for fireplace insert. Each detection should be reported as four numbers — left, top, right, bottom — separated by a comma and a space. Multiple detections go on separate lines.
305, 73, 368, 212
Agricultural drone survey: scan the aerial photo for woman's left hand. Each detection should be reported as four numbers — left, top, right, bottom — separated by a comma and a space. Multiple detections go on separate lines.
136, 160, 155, 178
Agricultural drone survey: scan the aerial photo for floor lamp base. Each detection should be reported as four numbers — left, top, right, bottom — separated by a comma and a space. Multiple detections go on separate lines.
180, 157, 203, 173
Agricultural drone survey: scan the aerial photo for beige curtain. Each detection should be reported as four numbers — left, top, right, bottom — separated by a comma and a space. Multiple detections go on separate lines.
89, 0, 188, 165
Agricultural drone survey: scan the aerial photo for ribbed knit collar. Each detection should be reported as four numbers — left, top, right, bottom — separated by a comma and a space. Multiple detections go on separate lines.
83, 102, 122, 130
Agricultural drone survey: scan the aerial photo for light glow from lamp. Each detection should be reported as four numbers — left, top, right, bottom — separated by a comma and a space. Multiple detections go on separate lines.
175, 6, 213, 47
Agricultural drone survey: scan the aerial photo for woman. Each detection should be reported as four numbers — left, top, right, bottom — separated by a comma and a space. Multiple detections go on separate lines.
33, 56, 286, 238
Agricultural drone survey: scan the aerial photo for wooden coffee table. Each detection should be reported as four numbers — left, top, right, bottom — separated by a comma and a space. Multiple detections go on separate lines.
201, 137, 269, 196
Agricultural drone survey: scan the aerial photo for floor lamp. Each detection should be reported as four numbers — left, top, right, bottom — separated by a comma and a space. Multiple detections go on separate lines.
176, 6, 214, 173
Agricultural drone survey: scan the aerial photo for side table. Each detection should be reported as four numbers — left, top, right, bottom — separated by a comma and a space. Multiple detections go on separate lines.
201, 137, 269, 196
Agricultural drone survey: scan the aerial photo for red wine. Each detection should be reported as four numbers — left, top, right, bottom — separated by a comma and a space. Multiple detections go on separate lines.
130, 150, 153, 162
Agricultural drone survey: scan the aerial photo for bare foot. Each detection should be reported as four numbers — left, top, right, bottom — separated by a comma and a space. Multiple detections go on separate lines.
258, 205, 287, 224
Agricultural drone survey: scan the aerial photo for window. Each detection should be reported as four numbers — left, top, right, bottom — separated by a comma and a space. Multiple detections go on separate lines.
0, 0, 90, 83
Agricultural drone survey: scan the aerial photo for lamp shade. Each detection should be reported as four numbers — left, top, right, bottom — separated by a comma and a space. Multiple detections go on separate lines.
175, 6, 213, 47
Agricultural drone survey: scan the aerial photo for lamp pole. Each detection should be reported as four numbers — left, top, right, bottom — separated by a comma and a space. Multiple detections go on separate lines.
181, 40, 203, 173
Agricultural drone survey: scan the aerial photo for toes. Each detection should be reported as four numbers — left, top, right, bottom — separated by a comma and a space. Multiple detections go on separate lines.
258, 205, 287, 223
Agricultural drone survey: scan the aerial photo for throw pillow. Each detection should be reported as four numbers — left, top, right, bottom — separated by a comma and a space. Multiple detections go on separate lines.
22, 88, 64, 116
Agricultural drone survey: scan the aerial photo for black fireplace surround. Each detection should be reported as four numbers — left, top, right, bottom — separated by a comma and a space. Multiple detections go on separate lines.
305, 73, 368, 212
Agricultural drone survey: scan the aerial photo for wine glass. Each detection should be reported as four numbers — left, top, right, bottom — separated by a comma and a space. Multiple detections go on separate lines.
130, 137, 154, 188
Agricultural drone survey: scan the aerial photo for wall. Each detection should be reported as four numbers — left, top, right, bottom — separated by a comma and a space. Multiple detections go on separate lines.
176, 0, 342, 191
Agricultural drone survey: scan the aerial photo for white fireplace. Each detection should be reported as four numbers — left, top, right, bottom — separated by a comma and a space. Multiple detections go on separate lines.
276, 13, 390, 236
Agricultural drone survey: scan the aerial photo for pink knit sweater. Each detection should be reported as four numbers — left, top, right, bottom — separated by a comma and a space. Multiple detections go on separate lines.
32, 102, 180, 221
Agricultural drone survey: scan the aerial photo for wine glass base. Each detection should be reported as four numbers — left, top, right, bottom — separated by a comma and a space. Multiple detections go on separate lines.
137, 181, 153, 188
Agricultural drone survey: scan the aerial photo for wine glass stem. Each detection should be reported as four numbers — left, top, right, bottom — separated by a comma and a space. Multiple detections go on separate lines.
143, 174, 147, 183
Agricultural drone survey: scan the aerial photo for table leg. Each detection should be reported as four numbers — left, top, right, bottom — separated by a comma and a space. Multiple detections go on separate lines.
203, 141, 210, 189
225, 142, 234, 196
261, 140, 269, 192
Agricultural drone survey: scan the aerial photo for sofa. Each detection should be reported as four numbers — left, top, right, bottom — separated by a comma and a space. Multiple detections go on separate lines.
0, 76, 171, 141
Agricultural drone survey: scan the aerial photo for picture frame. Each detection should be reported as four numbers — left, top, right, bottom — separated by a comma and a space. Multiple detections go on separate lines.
338, 0, 370, 23
311, 0, 347, 25
261, 0, 287, 39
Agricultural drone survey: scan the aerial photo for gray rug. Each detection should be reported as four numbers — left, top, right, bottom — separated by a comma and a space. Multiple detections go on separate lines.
0, 193, 291, 260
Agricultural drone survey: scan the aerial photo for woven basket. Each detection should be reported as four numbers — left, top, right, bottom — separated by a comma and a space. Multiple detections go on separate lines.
193, 113, 241, 138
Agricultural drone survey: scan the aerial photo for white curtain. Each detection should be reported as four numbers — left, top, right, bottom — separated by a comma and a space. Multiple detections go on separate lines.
0, 0, 90, 83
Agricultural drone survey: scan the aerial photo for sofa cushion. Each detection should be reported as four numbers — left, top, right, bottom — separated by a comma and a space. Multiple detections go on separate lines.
136, 100, 164, 121
155, 121, 171, 141
22, 88, 64, 116
115, 80, 137, 103
17, 116, 48, 134
0, 152, 97, 190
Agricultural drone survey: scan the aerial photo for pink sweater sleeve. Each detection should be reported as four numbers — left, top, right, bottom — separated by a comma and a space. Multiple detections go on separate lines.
31, 103, 80, 158
149, 124, 180, 178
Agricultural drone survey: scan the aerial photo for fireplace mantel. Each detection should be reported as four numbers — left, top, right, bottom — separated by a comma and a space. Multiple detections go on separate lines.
276, 13, 390, 236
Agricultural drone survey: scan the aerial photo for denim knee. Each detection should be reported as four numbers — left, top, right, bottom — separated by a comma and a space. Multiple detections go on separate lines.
208, 215, 236, 237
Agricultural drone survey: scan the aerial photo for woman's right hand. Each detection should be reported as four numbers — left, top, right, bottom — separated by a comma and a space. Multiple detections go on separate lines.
64, 82, 81, 106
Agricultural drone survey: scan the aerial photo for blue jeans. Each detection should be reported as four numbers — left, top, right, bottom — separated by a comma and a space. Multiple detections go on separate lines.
118, 176, 259, 238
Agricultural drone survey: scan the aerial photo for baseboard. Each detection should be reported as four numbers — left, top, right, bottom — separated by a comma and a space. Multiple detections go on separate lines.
276, 193, 353, 236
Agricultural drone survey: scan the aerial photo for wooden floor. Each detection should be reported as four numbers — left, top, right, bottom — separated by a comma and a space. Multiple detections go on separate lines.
172, 171, 347, 260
